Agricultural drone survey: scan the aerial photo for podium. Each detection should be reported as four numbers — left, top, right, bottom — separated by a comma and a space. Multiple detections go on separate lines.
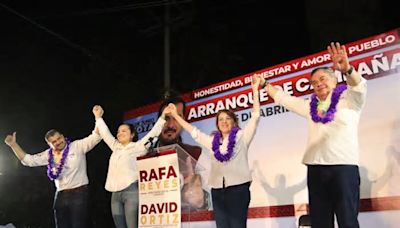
137, 144, 209, 228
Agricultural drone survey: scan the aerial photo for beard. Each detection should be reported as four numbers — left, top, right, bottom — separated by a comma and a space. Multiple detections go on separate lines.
158, 134, 182, 146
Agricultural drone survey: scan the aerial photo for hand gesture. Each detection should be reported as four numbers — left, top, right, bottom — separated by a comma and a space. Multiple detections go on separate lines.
162, 104, 172, 115
92, 105, 104, 119
251, 73, 261, 90
164, 103, 177, 116
4, 132, 17, 147
327, 42, 351, 73
160, 104, 173, 119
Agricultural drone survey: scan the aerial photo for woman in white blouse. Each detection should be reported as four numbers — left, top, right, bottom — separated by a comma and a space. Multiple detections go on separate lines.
92, 105, 171, 228
167, 75, 262, 228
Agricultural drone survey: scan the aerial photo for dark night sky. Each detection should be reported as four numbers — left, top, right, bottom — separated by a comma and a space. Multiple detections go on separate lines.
0, 0, 398, 227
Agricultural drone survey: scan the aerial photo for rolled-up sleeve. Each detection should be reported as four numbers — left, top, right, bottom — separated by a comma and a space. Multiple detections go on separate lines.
73, 129, 102, 154
346, 77, 367, 111
21, 150, 49, 167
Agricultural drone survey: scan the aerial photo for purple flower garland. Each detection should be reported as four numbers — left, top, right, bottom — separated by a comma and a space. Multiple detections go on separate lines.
47, 138, 71, 181
310, 84, 347, 124
212, 127, 240, 162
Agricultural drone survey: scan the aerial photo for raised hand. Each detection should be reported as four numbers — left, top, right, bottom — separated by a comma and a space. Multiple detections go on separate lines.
168, 103, 178, 117
92, 105, 104, 119
163, 104, 172, 115
327, 42, 351, 73
160, 103, 172, 119
259, 73, 267, 88
251, 74, 261, 90
4, 132, 17, 147
4, 132, 26, 160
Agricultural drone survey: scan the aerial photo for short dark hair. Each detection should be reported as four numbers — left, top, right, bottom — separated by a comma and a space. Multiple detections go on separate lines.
157, 96, 186, 118
120, 123, 139, 142
44, 129, 62, 142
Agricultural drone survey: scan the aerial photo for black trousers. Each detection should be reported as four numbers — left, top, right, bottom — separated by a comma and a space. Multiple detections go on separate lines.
307, 165, 360, 228
211, 182, 251, 228
53, 185, 89, 228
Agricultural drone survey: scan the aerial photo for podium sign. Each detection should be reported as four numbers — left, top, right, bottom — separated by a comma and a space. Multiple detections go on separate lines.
137, 147, 181, 228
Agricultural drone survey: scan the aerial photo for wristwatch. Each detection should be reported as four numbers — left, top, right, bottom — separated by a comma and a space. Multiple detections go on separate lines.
345, 65, 354, 76
262, 80, 269, 88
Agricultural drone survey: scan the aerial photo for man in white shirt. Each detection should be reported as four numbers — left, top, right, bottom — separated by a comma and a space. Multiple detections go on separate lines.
4, 128, 101, 228
260, 42, 366, 228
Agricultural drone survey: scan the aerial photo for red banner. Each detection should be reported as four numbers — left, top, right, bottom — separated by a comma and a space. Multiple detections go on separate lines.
124, 28, 400, 121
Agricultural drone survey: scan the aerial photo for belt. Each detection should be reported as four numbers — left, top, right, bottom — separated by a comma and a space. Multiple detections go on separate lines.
214, 181, 251, 190
61, 185, 88, 193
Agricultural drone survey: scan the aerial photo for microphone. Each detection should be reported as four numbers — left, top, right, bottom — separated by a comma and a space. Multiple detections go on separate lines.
144, 137, 155, 149
145, 137, 158, 157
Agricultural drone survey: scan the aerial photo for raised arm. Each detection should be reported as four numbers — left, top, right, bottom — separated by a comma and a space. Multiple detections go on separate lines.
4, 132, 27, 160
258, 74, 309, 118
259, 74, 279, 100
328, 42, 362, 86
329, 42, 366, 109
4, 132, 48, 166
252, 74, 261, 112
169, 103, 213, 149
72, 129, 102, 154
93, 105, 118, 151
69, 107, 102, 154
242, 74, 262, 145
169, 103, 196, 134
134, 106, 170, 151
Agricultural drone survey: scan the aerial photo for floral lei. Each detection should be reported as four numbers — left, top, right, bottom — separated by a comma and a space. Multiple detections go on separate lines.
47, 138, 71, 181
310, 84, 347, 124
212, 127, 240, 162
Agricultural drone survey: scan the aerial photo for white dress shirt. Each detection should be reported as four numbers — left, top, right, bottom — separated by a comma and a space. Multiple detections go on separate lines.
96, 117, 166, 192
274, 77, 367, 165
22, 130, 102, 191
190, 110, 260, 189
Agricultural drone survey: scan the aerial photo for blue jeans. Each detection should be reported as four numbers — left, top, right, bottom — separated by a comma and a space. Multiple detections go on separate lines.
53, 185, 89, 228
307, 165, 360, 228
111, 182, 139, 228
211, 182, 251, 228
